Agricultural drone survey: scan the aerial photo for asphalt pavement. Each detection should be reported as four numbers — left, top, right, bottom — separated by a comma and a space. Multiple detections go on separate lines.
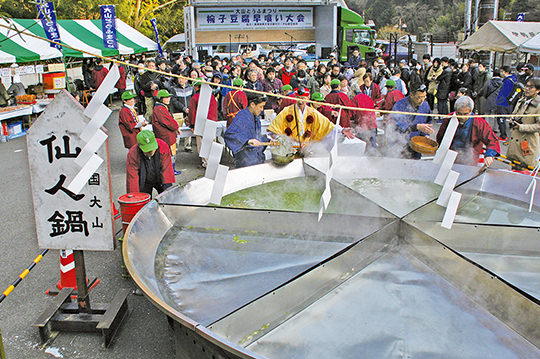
0, 101, 205, 359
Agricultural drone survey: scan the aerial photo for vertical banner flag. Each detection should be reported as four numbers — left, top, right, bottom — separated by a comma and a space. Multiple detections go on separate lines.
101, 5, 118, 49
36, 1, 62, 50
150, 18, 164, 57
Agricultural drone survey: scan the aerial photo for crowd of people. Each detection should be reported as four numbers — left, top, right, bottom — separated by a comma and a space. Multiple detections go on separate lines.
78, 51, 540, 195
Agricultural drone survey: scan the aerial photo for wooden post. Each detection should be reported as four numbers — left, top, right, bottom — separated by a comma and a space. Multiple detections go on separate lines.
73, 250, 91, 313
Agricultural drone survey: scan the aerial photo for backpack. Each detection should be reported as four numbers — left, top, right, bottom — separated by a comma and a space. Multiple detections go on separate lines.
506, 78, 525, 107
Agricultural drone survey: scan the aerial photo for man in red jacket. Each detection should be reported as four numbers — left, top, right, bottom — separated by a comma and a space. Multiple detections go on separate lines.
91, 58, 108, 89
324, 79, 354, 128
152, 89, 181, 174
126, 130, 175, 196
436, 96, 500, 166
115, 63, 127, 93
222, 78, 247, 126
310, 92, 337, 121
119, 90, 147, 149
380, 79, 405, 126
358, 73, 383, 108
187, 78, 218, 167
351, 92, 377, 147
278, 57, 296, 86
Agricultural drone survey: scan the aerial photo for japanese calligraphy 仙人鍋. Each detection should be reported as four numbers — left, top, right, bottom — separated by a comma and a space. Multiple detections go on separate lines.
38, 133, 107, 238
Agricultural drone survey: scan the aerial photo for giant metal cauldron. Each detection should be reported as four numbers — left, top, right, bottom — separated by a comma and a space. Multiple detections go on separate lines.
123, 157, 540, 359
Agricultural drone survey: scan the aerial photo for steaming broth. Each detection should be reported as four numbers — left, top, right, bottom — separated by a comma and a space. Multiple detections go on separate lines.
348, 178, 443, 218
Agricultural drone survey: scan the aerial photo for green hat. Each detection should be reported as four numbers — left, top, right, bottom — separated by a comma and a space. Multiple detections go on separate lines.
193, 77, 203, 87
385, 79, 396, 87
156, 89, 172, 98
330, 78, 341, 86
232, 78, 244, 87
121, 90, 136, 101
311, 92, 324, 102
137, 130, 158, 153
282, 84, 293, 92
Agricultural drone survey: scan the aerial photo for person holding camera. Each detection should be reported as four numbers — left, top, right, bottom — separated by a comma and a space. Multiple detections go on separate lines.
139, 59, 165, 122
507, 78, 540, 168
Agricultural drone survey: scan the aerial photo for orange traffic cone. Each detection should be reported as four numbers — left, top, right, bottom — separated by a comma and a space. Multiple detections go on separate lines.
112, 202, 121, 221
46, 250, 99, 296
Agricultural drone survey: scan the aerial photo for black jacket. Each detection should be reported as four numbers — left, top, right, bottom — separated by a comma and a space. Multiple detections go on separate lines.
473, 71, 489, 97
456, 71, 473, 92
139, 71, 164, 97
482, 77, 503, 114
436, 66, 453, 100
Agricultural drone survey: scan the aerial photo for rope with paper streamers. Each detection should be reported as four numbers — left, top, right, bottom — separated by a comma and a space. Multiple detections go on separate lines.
1, 22, 539, 120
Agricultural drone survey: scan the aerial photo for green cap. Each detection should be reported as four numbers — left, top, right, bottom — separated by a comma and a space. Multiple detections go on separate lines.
330, 78, 341, 86
157, 89, 172, 98
385, 79, 396, 87
121, 90, 136, 101
136, 130, 158, 153
232, 78, 244, 87
311, 92, 324, 102
282, 84, 293, 92
193, 77, 203, 87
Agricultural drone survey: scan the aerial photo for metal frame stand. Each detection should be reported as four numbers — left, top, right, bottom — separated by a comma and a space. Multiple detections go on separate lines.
33, 250, 129, 347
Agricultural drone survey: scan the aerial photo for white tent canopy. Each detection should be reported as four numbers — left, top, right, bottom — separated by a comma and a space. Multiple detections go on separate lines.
520, 31, 540, 54
165, 33, 185, 46
460, 21, 540, 53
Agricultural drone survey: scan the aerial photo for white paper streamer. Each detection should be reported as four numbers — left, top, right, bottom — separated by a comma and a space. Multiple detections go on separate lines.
437, 170, 460, 207
75, 129, 107, 166
66, 154, 104, 194
83, 64, 120, 119
441, 191, 462, 229
318, 110, 340, 221
200, 120, 218, 159
434, 150, 458, 185
193, 84, 212, 136
80, 104, 112, 142
433, 115, 459, 164
209, 165, 229, 205
205, 142, 224, 179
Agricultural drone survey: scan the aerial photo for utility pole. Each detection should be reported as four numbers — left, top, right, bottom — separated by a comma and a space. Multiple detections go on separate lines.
464, 0, 472, 39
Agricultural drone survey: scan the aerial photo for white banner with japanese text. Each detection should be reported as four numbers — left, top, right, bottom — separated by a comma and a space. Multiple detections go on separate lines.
196, 7, 313, 30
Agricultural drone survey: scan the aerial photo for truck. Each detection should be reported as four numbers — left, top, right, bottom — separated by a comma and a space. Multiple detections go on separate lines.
336, 7, 379, 62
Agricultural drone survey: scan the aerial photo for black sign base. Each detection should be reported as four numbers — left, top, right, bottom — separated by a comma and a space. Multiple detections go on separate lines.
33, 251, 129, 347
33, 287, 129, 347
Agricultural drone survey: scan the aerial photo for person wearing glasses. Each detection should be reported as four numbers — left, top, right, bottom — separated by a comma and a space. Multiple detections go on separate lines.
224, 93, 271, 168
507, 78, 540, 168
389, 83, 433, 159
436, 96, 500, 166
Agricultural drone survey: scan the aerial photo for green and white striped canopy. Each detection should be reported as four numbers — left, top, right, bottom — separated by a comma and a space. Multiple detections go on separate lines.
0, 18, 158, 63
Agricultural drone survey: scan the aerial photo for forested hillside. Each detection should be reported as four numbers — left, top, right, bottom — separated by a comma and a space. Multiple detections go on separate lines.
350, 0, 540, 40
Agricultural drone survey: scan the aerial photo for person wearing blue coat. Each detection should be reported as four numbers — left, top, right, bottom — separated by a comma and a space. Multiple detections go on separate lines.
389, 83, 434, 159
224, 94, 270, 168
495, 66, 518, 140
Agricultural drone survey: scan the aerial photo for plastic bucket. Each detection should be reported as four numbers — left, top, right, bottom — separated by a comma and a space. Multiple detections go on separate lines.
43, 72, 66, 90
118, 192, 151, 235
